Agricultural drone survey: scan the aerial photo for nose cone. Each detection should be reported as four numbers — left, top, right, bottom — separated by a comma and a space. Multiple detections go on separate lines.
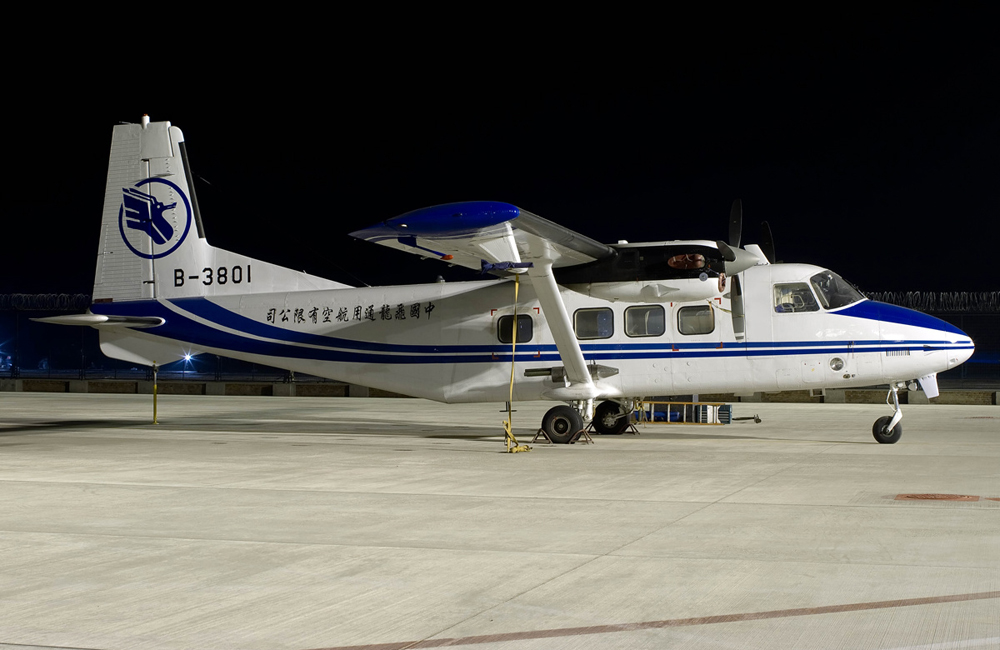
873, 301, 975, 369
954, 335, 975, 367
836, 300, 975, 370
898, 306, 975, 369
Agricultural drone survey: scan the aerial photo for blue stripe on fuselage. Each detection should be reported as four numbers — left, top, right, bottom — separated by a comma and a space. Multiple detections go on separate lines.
833, 301, 967, 338
91, 298, 972, 365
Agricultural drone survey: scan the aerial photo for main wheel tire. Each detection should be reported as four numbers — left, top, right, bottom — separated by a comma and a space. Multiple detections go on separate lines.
872, 415, 902, 444
592, 400, 628, 435
542, 405, 583, 444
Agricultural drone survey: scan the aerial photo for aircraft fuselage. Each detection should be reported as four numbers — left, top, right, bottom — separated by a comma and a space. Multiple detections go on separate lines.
90, 262, 973, 403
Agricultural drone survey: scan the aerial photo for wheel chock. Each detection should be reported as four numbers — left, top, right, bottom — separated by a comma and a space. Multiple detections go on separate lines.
532, 428, 553, 444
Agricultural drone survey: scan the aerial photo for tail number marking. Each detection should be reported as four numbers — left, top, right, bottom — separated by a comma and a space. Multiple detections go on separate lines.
174, 265, 251, 287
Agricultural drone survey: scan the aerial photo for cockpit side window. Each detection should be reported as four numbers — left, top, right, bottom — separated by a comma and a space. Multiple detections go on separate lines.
773, 283, 819, 313
810, 271, 864, 310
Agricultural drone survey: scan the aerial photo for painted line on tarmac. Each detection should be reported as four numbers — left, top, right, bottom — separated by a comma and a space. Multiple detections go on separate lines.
879, 637, 1000, 650
309, 590, 1000, 650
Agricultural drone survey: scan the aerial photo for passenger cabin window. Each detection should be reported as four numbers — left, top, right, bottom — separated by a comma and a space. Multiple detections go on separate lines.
773, 283, 819, 313
498, 314, 533, 344
677, 305, 715, 335
574, 308, 614, 340
810, 271, 864, 310
625, 305, 665, 337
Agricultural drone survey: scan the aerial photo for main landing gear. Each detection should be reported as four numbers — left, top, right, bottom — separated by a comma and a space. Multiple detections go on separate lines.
872, 384, 904, 444
541, 391, 910, 445
540, 405, 583, 444
540, 400, 632, 443
592, 400, 630, 435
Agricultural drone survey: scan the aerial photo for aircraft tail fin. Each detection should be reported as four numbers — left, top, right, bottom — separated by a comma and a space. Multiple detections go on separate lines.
93, 117, 346, 303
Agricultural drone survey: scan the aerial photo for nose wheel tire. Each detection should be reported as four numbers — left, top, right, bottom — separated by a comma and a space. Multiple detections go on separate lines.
872, 416, 902, 444
542, 405, 584, 444
592, 400, 629, 435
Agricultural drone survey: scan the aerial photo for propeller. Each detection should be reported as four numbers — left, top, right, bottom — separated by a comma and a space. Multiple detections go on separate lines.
728, 199, 742, 249
759, 220, 775, 264
717, 198, 759, 274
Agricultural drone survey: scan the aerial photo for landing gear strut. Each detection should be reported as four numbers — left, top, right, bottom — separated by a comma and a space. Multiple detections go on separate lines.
872, 384, 903, 444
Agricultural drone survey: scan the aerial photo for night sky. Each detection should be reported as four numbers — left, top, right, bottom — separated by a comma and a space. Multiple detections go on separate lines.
6, 7, 997, 297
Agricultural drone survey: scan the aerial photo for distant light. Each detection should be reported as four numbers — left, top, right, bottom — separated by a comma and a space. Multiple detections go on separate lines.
183, 354, 192, 362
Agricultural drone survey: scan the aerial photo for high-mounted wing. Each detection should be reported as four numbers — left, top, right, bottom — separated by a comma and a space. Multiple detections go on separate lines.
350, 201, 615, 272
352, 202, 614, 398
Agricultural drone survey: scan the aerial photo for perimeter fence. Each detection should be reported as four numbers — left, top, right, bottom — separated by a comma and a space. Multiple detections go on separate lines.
866, 292, 998, 386
866, 291, 1000, 313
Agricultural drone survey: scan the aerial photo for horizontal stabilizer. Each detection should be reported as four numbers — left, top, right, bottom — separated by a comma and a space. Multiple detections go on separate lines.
32, 314, 165, 328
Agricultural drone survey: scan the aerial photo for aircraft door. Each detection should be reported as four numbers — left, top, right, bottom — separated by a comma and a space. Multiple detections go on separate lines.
730, 274, 745, 341
669, 294, 747, 391
741, 266, 779, 391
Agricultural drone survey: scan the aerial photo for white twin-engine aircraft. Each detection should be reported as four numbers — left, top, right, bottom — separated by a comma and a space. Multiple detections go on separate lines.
41, 118, 975, 444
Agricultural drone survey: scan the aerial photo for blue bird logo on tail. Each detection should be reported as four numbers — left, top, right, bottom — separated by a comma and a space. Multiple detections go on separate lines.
117, 178, 192, 259
123, 187, 176, 244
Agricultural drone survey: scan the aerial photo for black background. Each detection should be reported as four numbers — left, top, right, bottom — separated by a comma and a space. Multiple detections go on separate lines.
6, 6, 997, 295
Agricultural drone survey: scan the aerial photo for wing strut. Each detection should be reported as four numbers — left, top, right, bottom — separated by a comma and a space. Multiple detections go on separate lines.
526, 261, 598, 399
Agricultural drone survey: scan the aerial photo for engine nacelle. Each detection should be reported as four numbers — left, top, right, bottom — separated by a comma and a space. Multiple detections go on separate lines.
566, 276, 725, 303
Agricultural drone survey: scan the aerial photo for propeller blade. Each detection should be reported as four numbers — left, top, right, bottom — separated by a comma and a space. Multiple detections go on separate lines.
728, 199, 742, 248
716, 240, 736, 262
759, 220, 775, 263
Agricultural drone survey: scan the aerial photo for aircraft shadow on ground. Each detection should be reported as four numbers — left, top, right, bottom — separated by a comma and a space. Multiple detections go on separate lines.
0, 415, 868, 445
0, 419, 150, 436
626, 431, 870, 444
0, 413, 506, 441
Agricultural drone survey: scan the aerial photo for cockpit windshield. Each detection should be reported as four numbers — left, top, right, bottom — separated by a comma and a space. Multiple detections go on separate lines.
810, 271, 864, 310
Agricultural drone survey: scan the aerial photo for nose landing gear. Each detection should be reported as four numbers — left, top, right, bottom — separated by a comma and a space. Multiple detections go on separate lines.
873, 384, 903, 444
